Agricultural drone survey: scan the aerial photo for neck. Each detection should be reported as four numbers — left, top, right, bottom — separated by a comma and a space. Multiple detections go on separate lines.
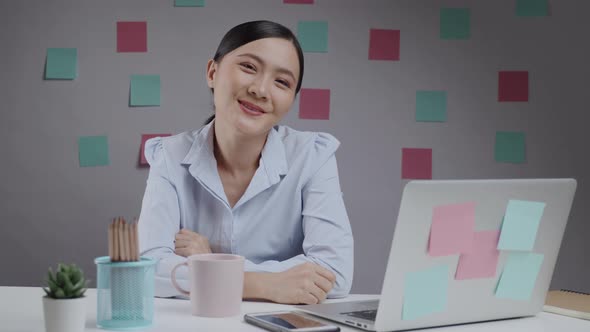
212, 120, 267, 175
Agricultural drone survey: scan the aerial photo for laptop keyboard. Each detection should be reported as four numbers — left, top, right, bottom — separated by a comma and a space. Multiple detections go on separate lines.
341, 309, 378, 322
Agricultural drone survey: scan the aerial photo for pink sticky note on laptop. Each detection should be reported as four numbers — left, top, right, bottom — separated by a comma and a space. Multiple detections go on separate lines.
455, 230, 500, 280
428, 202, 476, 256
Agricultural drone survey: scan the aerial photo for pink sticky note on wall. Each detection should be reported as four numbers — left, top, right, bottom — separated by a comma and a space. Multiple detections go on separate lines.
429, 202, 476, 256
140, 134, 171, 166
117, 21, 147, 53
498, 71, 528, 102
369, 29, 400, 61
299, 88, 330, 120
401, 148, 432, 179
455, 230, 500, 280
284, 0, 314, 3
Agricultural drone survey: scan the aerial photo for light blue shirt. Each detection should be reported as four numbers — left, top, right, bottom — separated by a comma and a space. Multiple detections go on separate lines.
138, 122, 354, 298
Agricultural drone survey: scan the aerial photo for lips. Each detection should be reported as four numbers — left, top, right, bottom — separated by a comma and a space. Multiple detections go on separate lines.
238, 100, 265, 115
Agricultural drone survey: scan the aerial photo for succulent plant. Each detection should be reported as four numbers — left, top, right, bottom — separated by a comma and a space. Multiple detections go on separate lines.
43, 263, 89, 299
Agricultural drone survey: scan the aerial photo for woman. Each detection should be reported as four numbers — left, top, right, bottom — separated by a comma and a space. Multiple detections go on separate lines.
138, 20, 353, 305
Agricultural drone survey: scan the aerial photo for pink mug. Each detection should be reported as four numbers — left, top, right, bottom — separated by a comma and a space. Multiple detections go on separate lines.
171, 253, 245, 317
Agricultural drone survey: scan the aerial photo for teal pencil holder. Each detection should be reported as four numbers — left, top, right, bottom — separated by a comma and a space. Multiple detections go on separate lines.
94, 256, 157, 330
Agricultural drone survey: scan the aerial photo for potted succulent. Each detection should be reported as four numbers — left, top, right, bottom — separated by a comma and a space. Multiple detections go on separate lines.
42, 263, 89, 332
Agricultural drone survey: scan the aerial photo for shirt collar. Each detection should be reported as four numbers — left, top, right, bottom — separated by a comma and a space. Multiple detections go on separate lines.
181, 122, 288, 176
181, 121, 215, 167
180, 121, 289, 209
260, 126, 289, 179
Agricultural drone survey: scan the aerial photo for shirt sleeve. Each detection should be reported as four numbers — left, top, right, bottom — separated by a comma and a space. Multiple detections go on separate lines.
137, 137, 188, 298
244, 133, 354, 298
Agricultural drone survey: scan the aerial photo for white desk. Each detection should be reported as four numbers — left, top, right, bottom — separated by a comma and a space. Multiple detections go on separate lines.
1, 287, 588, 332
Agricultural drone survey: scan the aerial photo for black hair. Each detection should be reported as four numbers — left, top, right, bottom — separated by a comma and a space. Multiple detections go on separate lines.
204, 20, 304, 125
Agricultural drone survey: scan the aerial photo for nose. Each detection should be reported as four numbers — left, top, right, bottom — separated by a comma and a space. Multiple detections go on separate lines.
247, 76, 270, 100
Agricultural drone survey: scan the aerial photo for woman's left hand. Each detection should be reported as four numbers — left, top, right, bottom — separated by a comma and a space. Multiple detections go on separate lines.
174, 229, 213, 257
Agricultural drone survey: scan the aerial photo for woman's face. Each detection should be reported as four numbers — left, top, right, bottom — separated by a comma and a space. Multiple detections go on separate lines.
206, 37, 300, 138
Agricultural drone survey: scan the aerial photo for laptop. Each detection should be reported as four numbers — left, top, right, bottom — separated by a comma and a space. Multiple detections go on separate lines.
296, 179, 577, 331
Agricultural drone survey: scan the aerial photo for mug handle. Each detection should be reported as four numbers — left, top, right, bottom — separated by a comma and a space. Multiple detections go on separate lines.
171, 262, 190, 295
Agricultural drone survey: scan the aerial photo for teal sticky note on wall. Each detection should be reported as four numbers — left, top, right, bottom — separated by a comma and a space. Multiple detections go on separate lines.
516, 0, 549, 17
440, 8, 471, 40
45, 48, 77, 80
497, 200, 545, 251
416, 91, 447, 122
298, 21, 328, 53
130, 75, 161, 106
403, 265, 449, 320
495, 252, 544, 300
79, 136, 109, 167
175, 0, 205, 7
495, 131, 526, 163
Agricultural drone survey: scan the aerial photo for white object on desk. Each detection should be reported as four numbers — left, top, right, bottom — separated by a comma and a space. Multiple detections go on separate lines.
0, 287, 589, 332
42, 296, 86, 332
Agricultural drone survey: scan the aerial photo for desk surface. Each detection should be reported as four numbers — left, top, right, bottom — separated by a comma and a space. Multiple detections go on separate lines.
1, 287, 589, 332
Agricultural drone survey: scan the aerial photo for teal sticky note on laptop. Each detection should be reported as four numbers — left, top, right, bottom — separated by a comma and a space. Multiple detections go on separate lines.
45, 48, 78, 80
130, 75, 161, 106
403, 265, 449, 320
497, 200, 545, 251
495, 252, 544, 300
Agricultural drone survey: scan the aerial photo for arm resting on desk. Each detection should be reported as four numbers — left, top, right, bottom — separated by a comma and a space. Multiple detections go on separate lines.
140, 248, 352, 300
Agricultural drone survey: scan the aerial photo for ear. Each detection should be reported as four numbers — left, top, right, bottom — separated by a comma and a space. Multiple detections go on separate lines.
206, 59, 217, 89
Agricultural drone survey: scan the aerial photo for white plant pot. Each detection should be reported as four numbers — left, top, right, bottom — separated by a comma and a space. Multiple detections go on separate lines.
42, 296, 87, 332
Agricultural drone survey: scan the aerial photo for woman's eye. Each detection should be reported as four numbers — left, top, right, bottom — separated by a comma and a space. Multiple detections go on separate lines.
240, 63, 256, 71
276, 79, 290, 88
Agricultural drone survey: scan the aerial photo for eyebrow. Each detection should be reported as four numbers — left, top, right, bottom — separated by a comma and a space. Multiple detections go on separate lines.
236, 53, 297, 83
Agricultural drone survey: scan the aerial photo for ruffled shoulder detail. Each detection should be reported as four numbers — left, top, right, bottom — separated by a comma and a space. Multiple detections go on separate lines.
275, 126, 341, 166
144, 136, 166, 169
313, 132, 340, 154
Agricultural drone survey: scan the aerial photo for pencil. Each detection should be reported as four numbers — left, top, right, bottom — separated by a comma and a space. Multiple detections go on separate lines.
113, 218, 119, 262
108, 221, 114, 261
118, 217, 125, 261
130, 222, 137, 261
122, 219, 128, 261
135, 221, 140, 260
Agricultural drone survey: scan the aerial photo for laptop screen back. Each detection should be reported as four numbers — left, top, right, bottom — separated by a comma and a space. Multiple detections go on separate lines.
375, 179, 577, 331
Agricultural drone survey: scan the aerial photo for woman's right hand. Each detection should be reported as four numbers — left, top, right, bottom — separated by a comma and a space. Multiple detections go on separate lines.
265, 262, 337, 304
174, 229, 213, 257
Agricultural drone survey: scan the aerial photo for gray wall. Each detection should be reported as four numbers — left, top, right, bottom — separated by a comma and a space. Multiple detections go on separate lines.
1, 0, 588, 294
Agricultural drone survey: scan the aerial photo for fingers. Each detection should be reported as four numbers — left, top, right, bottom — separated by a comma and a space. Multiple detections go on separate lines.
299, 289, 322, 305
313, 273, 334, 294
175, 239, 209, 251
179, 228, 197, 235
174, 229, 213, 257
175, 232, 198, 241
306, 282, 327, 304
175, 231, 210, 245
174, 247, 191, 257
313, 264, 337, 284
174, 239, 192, 248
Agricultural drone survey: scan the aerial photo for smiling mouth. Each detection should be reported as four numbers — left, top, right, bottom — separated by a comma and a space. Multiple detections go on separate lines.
238, 100, 265, 115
